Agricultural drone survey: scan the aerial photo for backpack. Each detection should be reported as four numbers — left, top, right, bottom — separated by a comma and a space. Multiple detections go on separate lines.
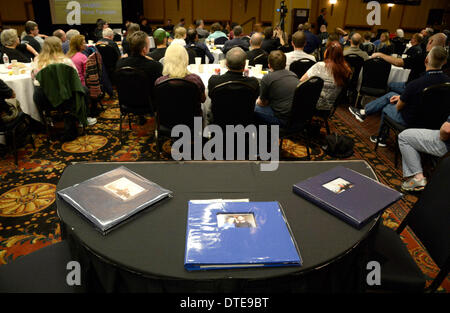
323, 133, 354, 158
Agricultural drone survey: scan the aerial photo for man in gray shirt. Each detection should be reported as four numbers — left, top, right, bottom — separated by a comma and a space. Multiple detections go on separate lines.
255, 50, 300, 126
195, 20, 210, 40
343, 33, 370, 60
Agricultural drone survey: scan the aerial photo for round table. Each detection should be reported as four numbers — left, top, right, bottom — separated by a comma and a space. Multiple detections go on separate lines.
206, 45, 225, 64
57, 161, 381, 293
0, 64, 41, 122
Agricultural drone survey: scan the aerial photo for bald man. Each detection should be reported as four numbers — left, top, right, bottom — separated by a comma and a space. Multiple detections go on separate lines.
371, 33, 447, 94
246, 32, 268, 67
344, 33, 369, 60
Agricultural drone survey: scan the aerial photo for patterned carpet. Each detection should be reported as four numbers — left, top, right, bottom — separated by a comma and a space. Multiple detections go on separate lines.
0, 95, 448, 293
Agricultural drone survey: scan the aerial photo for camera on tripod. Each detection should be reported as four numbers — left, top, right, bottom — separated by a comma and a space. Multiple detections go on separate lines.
276, 0, 288, 18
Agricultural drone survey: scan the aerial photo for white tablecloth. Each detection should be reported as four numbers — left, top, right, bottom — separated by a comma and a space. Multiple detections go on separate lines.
357, 65, 411, 91
0, 65, 41, 122
206, 45, 225, 64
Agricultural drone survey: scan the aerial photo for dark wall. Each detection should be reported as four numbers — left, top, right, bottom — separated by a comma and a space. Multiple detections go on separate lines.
31, 0, 143, 40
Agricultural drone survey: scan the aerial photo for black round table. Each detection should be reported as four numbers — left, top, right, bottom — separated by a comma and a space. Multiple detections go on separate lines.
56, 161, 380, 292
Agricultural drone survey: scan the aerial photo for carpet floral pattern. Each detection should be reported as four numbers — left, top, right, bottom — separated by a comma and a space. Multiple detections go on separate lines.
0, 97, 448, 292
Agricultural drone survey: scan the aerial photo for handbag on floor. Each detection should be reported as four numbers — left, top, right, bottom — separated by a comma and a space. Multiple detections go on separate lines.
323, 133, 355, 159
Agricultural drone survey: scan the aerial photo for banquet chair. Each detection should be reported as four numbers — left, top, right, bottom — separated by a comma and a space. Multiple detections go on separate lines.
209, 81, 259, 160
355, 58, 391, 109
251, 53, 269, 69
115, 66, 153, 143
289, 58, 316, 79
0, 241, 86, 293
96, 43, 119, 85
188, 44, 207, 64
279, 76, 324, 160
314, 83, 348, 135
368, 155, 450, 293
344, 54, 364, 105
214, 37, 228, 45
375, 82, 450, 167
0, 112, 34, 165
154, 78, 201, 159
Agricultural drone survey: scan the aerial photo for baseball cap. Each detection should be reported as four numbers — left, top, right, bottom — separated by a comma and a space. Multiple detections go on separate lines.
153, 28, 170, 43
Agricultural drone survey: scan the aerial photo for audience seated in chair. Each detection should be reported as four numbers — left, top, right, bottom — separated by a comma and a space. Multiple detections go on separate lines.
97, 27, 121, 59
186, 29, 214, 64
208, 47, 259, 100
222, 25, 250, 54
303, 23, 321, 55
0, 28, 37, 63
404, 33, 424, 58
349, 46, 450, 147
62, 29, 80, 54
246, 32, 268, 68
255, 50, 299, 127
370, 33, 447, 95
121, 23, 140, 57
361, 32, 376, 56
398, 117, 450, 192
285, 31, 316, 70
116, 31, 163, 105
206, 23, 228, 42
261, 27, 281, 54
343, 33, 369, 61
300, 41, 352, 112
147, 28, 169, 62
155, 43, 206, 117
375, 32, 394, 56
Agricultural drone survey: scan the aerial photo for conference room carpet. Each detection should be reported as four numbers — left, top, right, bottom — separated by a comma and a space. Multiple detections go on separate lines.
0, 95, 448, 293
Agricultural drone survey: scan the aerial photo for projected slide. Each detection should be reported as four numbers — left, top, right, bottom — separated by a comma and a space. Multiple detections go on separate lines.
49, 0, 123, 24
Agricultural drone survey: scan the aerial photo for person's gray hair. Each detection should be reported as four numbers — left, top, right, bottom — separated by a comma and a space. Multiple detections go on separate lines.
66, 29, 80, 41
396, 29, 404, 38
196, 19, 203, 27
250, 32, 263, 47
1, 28, 18, 47
102, 27, 114, 38
428, 46, 448, 69
226, 47, 247, 71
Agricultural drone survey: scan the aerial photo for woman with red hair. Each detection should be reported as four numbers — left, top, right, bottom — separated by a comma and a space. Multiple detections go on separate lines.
300, 41, 351, 111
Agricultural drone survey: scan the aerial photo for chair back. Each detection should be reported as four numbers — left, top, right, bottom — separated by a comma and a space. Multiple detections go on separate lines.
115, 66, 152, 112
154, 78, 201, 129
392, 38, 407, 55
186, 47, 197, 64
417, 82, 450, 129
360, 57, 391, 92
188, 44, 206, 64
214, 37, 228, 45
398, 156, 450, 291
361, 42, 375, 56
252, 53, 269, 69
209, 81, 259, 127
289, 58, 316, 79
344, 54, 364, 88
96, 43, 119, 83
287, 76, 324, 128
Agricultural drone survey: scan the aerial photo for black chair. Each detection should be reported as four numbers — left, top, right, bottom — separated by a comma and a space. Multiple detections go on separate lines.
186, 47, 197, 65
344, 54, 365, 104
0, 241, 86, 293
355, 58, 391, 108
154, 78, 202, 159
115, 66, 153, 142
251, 53, 269, 69
214, 37, 228, 45
0, 112, 34, 165
209, 81, 260, 160
96, 43, 119, 85
314, 84, 348, 135
376, 82, 450, 167
187, 44, 206, 64
280, 76, 324, 160
368, 155, 450, 293
392, 37, 407, 56
289, 58, 316, 79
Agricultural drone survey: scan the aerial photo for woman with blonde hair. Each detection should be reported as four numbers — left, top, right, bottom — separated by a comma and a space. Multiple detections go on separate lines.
67, 34, 88, 86
376, 32, 394, 55
155, 43, 206, 115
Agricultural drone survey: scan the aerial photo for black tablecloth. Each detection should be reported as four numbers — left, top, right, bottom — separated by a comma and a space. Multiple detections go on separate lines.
56, 161, 380, 292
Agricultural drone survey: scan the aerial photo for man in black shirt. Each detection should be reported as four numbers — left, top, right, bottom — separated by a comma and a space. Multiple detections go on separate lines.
22, 21, 41, 58
246, 32, 268, 67
208, 47, 259, 93
261, 27, 280, 54
222, 25, 250, 54
148, 28, 169, 62
116, 31, 163, 96
97, 28, 121, 59
317, 8, 328, 35
371, 33, 447, 94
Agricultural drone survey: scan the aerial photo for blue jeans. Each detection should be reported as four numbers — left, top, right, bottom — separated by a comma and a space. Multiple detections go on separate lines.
364, 91, 406, 135
389, 82, 406, 94
254, 105, 285, 126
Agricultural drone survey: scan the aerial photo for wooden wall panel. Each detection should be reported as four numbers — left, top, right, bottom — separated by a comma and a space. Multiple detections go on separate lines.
143, 0, 165, 21
232, 0, 260, 33
260, 0, 274, 22
193, 0, 231, 22
0, 0, 32, 22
